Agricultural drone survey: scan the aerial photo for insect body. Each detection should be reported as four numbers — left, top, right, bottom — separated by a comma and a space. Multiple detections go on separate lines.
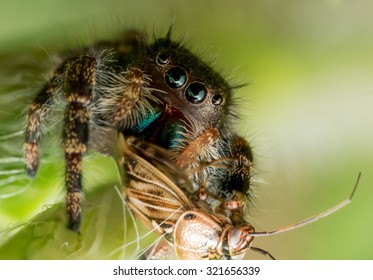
24, 28, 253, 231
122, 135, 251, 259
122, 135, 360, 260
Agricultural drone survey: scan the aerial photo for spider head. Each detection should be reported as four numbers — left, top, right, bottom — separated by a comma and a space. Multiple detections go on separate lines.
133, 37, 233, 146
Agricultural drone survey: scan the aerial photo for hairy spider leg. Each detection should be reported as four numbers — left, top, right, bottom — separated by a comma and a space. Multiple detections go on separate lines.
177, 127, 220, 168
24, 65, 64, 176
178, 132, 255, 212
219, 136, 254, 211
63, 56, 97, 231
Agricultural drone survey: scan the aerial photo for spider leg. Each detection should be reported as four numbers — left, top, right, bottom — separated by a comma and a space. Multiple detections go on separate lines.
180, 133, 254, 209
24, 66, 64, 176
176, 128, 220, 168
223, 136, 253, 192
214, 135, 254, 209
111, 68, 151, 127
63, 55, 96, 231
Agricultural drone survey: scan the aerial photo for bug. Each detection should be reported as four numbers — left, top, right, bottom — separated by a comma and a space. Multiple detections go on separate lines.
121, 135, 361, 260
23, 27, 253, 231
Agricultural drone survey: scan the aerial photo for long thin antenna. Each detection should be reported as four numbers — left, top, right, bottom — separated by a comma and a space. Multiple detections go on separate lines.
251, 172, 361, 237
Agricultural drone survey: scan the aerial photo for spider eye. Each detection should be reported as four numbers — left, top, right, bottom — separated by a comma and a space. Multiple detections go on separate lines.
165, 67, 187, 88
156, 52, 170, 65
185, 82, 207, 104
211, 93, 223, 106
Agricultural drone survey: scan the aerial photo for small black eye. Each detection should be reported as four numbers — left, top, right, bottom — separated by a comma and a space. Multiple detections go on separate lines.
212, 93, 223, 106
156, 52, 170, 65
185, 82, 207, 104
165, 67, 187, 88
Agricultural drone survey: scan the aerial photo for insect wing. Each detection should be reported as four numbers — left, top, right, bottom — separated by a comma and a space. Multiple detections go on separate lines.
123, 148, 191, 230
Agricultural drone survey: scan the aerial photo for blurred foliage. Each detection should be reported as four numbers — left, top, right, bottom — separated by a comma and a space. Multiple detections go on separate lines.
0, 0, 372, 259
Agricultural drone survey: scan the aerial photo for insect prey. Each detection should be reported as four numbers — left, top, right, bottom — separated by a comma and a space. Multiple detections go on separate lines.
120, 135, 361, 260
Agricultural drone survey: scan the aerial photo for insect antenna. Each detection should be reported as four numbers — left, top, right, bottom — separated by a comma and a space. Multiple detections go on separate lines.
133, 234, 165, 260
250, 172, 361, 237
113, 185, 140, 258
110, 186, 141, 258
110, 202, 184, 258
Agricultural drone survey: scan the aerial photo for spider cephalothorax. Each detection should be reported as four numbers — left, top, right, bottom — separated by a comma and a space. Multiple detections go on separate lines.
24, 27, 254, 231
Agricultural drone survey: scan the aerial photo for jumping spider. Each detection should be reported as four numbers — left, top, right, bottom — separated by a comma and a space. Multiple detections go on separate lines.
24, 27, 254, 232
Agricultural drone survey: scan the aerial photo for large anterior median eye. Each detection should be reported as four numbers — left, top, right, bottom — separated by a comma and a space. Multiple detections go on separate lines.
165, 67, 187, 88
185, 82, 207, 104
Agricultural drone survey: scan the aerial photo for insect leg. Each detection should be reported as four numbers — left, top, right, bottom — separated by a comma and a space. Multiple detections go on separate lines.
250, 246, 276, 260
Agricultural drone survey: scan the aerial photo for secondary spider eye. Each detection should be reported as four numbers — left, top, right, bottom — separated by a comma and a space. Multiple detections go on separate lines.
212, 93, 223, 106
185, 82, 207, 104
165, 67, 187, 88
156, 52, 170, 65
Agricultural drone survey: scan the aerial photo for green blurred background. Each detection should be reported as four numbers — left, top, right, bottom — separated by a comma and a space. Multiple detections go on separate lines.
0, 0, 372, 259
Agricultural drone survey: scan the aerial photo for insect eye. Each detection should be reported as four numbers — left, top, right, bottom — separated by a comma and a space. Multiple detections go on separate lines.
165, 67, 187, 88
185, 82, 207, 104
156, 52, 170, 65
229, 228, 242, 248
211, 93, 223, 106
